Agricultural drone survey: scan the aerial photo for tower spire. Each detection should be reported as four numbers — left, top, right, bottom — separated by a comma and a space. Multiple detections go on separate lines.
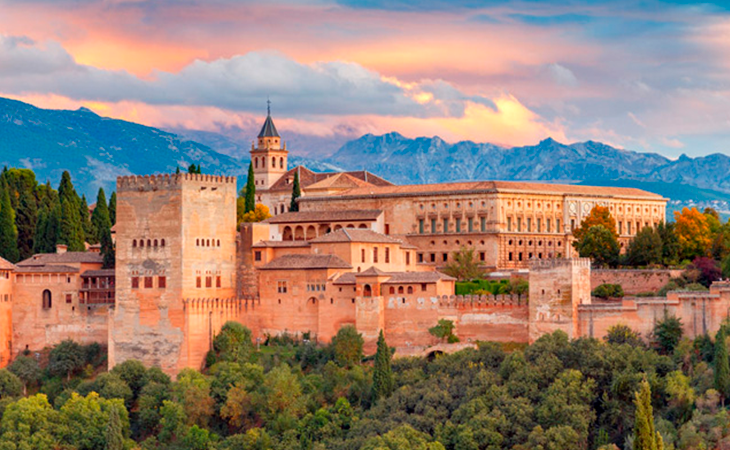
267, 97, 271, 116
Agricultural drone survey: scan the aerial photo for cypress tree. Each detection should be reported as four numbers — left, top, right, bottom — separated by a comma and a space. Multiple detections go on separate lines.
0, 185, 20, 262
91, 188, 112, 243
634, 378, 662, 450
15, 180, 38, 260
109, 192, 117, 226
372, 330, 394, 401
715, 328, 730, 405
105, 404, 125, 450
59, 196, 85, 251
290, 170, 301, 212
33, 206, 49, 254
79, 194, 96, 244
245, 163, 256, 213
100, 224, 115, 269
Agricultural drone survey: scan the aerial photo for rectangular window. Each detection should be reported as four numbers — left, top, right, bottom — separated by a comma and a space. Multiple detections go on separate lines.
277, 281, 287, 293
481, 216, 486, 232
537, 218, 541, 233
517, 217, 522, 232
527, 218, 532, 232
557, 219, 561, 232
636, 221, 641, 233
507, 217, 512, 232
418, 253, 424, 263
373, 247, 378, 263
132, 277, 139, 289
442, 253, 448, 262
66, 294, 72, 304
627, 222, 632, 235
385, 224, 390, 235
361, 248, 366, 263
144, 277, 153, 288
571, 219, 576, 231
618, 221, 623, 234
468, 217, 474, 232
443, 218, 449, 233
480, 252, 486, 261
431, 219, 437, 233
421, 283, 427, 292
406, 252, 411, 265
430, 253, 436, 263
196, 277, 201, 288
519, 252, 523, 261
254, 251, 262, 262
385, 247, 390, 263
419, 219, 424, 234
158, 276, 166, 289
456, 218, 461, 233
206, 276, 212, 288
546, 218, 551, 233
508, 252, 513, 261
216, 276, 221, 288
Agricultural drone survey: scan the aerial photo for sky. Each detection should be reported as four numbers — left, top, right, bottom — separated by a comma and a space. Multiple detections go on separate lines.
1, 0, 730, 158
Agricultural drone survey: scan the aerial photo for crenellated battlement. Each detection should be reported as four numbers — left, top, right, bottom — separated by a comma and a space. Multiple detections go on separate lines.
530, 257, 591, 270
438, 294, 526, 308
117, 173, 237, 192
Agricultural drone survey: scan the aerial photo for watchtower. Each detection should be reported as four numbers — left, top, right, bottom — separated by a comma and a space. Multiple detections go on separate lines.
250, 102, 288, 190
110, 173, 237, 374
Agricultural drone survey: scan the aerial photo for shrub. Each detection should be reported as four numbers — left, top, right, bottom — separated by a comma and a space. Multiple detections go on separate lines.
592, 283, 624, 299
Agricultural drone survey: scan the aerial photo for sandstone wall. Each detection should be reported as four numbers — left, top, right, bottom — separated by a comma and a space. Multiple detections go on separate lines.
0, 271, 12, 367
591, 269, 683, 295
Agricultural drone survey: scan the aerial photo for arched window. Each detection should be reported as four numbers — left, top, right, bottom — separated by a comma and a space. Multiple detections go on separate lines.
154, 239, 158, 247
272, 157, 276, 167
161, 239, 165, 247
217, 240, 220, 247
207, 239, 210, 247
42, 289, 52, 309
363, 284, 372, 297
407, 286, 414, 294
147, 239, 151, 247
283, 226, 293, 241
255, 158, 258, 169
280, 157, 284, 168
140, 239, 145, 248
389, 287, 395, 294
132, 239, 137, 248
398, 286, 404, 294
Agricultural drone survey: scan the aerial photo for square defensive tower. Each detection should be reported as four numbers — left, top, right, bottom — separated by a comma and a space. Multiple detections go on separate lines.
110, 173, 237, 374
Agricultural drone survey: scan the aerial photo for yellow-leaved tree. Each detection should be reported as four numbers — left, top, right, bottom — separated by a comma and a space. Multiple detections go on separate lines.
572, 205, 617, 241
240, 203, 272, 224
674, 207, 711, 260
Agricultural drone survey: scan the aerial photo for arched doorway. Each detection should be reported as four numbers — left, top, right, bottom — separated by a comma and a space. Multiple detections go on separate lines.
282, 226, 293, 241
306, 226, 316, 240
363, 284, 372, 297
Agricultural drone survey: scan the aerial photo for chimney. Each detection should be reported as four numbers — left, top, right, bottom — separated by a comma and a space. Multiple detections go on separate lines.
56, 244, 68, 254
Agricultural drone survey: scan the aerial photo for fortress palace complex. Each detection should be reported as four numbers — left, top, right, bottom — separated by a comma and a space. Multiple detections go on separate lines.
3, 110, 725, 376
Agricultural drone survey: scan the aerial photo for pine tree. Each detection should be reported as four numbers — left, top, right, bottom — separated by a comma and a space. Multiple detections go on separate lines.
715, 328, 730, 405
372, 330, 394, 401
290, 170, 301, 212
79, 194, 96, 244
634, 379, 661, 450
109, 192, 117, 226
91, 188, 112, 243
245, 163, 256, 214
0, 184, 20, 262
105, 404, 125, 450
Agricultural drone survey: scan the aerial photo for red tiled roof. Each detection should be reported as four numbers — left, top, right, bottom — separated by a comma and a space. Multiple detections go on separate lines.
252, 241, 311, 248
266, 166, 392, 193
0, 256, 15, 271
81, 269, 115, 277
15, 265, 79, 273
18, 252, 103, 266
300, 180, 665, 201
310, 229, 406, 245
333, 270, 454, 285
259, 254, 352, 270
265, 209, 382, 224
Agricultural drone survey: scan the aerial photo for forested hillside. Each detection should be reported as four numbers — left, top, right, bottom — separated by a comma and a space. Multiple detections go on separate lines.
0, 321, 729, 450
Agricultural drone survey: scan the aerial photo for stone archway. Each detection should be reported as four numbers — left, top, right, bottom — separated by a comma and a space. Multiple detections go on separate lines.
283, 226, 293, 241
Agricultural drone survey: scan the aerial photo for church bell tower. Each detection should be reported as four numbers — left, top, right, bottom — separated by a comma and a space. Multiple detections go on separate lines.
250, 101, 288, 190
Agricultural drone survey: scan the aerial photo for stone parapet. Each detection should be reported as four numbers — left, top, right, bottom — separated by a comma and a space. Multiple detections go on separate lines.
530, 257, 591, 270
117, 173, 236, 192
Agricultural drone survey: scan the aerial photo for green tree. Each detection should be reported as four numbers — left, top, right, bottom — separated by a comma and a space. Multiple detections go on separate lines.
12, 174, 39, 261
653, 315, 683, 354
573, 205, 617, 241
372, 330, 394, 401
633, 379, 663, 450
289, 170, 301, 212
79, 194, 95, 244
0, 185, 19, 262
442, 246, 484, 281
573, 225, 620, 267
213, 322, 254, 364
108, 192, 116, 226
627, 226, 663, 266
331, 325, 364, 368
48, 339, 86, 381
9, 356, 41, 396
0, 394, 59, 449
605, 324, 643, 347
715, 327, 730, 405
657, 222, 680, 265
0, 370, 22, 399
105, 403, 125, 450
57, 172, 85, 251
428, 319, 459, 343
245, 163, 256, 214
34, 200, 61, 254
91, 188, 111, 244
100, 224, 115, 269
362, 425, 445, 450
110, 359, 148, 398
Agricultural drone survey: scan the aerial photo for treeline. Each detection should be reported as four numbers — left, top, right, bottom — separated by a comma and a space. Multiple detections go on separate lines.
2, 320, 730, 449
0, 168, 115, 266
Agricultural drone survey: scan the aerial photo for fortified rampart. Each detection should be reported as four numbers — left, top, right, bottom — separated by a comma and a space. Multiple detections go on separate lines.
591, 269, 683, 295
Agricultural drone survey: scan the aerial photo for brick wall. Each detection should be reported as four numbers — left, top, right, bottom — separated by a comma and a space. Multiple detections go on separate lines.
591, 269, 683, 295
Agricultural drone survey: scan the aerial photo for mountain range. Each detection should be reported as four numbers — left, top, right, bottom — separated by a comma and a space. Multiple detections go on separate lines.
1, 96, 729, 210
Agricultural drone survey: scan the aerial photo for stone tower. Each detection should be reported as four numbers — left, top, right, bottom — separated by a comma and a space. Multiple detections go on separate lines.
250, 103, 288, 190
528, 258, 591, 341
109, 173, 237, 375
